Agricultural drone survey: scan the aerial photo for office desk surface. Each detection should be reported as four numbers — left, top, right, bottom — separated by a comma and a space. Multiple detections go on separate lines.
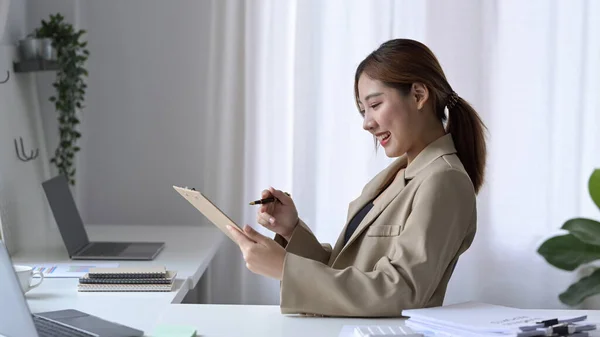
155, 306, 600, 337
13, 224, 225, 333
13, 225, 600, 337
158, 304, 600, 337
156, 304, 407, 337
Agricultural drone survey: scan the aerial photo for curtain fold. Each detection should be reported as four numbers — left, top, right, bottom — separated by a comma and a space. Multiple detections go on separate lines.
204, 0, 600, 308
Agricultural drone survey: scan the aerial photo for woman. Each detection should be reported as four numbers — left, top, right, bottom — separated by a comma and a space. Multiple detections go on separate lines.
227, 38, 487, 317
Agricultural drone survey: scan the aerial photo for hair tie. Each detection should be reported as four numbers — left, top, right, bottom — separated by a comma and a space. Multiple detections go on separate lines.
446, 91, 459, 110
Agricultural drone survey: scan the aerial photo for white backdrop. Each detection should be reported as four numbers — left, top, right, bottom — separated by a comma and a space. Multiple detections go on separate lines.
203, 0, 600, 309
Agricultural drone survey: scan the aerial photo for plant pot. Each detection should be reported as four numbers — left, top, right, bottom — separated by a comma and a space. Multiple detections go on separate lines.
17, 38, 56, 61
39, 38, 57, 61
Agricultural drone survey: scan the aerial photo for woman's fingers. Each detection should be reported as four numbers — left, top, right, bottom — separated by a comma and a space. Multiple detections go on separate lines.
268, 187, 293, 206
259, 189, 276, 213
256, 212, 275, 227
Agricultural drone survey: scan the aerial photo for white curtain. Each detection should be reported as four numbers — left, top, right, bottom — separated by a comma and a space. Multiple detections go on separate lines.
204, 0, 600, 309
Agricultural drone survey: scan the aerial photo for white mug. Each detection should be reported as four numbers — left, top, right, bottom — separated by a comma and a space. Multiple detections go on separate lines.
13, 265, 44, 293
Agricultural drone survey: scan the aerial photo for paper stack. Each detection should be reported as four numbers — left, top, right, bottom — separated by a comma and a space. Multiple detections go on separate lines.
77, 266, 177, 292
402, 302, 596, 337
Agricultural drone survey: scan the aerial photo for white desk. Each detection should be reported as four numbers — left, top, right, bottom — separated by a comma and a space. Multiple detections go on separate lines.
12, 224, 600, 337
156, 304, 407, 337
155, 306, 600, 337
12, 224, 225, 332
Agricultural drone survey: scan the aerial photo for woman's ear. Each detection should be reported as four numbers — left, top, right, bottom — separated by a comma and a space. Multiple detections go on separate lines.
411, 83, 429, 110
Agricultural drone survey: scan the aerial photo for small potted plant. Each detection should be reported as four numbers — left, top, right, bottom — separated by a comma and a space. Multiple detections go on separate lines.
538, 169, 600, 307
31, 13, 89, 185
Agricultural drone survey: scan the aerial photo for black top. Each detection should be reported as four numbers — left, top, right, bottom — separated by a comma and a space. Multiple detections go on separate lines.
343, 201, 375, 245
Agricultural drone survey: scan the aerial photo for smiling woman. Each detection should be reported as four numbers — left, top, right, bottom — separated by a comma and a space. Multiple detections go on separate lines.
355, 39, 486, 193
228, 38, 488, 317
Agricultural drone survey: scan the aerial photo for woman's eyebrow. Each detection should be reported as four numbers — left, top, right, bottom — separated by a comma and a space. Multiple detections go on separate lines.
363, 92, 383, 102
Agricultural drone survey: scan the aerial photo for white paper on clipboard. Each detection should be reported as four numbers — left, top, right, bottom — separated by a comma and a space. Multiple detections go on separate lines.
172, 186, 244, 242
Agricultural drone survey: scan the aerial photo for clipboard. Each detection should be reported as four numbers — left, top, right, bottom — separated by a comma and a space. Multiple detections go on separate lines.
172, 186, 243, 242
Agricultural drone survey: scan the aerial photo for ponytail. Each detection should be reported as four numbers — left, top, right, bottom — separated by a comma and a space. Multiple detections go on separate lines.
445, 96, 487, 194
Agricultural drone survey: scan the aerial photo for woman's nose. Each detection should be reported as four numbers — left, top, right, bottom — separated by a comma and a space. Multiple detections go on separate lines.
363, 114, 375, 131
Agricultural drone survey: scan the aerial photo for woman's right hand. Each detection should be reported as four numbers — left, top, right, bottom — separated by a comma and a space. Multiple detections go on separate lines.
256, 187, 298, 241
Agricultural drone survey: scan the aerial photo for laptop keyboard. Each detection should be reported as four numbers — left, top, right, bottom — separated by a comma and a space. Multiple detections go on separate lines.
78, 242, 130, 257
33, 315, 98, 337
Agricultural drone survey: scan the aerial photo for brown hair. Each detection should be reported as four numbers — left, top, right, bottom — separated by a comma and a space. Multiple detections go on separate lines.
354, 39, 487, 193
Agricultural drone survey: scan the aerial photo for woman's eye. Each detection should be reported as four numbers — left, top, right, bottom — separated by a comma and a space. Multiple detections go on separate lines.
371, 103, 381, 109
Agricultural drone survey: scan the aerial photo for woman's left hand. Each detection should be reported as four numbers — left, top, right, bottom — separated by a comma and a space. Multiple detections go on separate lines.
227, 224, 286, 281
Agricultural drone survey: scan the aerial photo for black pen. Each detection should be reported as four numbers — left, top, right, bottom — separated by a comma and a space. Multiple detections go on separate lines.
249, 192, 291, 205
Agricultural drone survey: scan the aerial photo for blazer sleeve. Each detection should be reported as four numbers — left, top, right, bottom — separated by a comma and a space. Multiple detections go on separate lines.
274, 219, 332, 265
279, 169, 476, 317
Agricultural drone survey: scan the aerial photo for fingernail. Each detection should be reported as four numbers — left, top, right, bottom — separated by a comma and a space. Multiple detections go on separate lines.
269, 218, 275, 224
226, 225, 232, 230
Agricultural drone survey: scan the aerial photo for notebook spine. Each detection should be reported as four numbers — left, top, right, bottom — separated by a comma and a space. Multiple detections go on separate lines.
87, 273, 166, 279
79, 278, 172, 284
77, 284, 173, 292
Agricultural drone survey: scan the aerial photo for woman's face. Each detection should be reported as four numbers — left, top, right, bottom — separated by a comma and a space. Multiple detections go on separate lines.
357, 74, 419, 158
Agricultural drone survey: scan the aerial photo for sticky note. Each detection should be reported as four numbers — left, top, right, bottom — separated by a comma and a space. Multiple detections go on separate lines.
152, 324, 197, 337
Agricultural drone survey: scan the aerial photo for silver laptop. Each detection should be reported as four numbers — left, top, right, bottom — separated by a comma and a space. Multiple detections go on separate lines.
0, 241, 144, 337
42, 175, 164, 260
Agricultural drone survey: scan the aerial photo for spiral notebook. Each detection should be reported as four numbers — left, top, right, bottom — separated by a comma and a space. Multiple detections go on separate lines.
87, 266, 167, 279
80, 271, 177, 284
78, 283, 175, 292
77, 266, 176, 292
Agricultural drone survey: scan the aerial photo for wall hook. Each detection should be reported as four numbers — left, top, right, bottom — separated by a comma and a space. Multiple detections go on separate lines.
14, 137, 39, 162
0, 71, 8, 84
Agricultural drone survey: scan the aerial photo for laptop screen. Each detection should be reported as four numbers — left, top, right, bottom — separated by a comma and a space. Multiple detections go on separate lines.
42, 175, 90, 256
0, 242, 40, 336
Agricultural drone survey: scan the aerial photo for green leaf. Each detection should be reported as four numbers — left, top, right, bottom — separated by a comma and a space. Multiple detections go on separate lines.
590, 169, 600, 210
537, 234, 600, 271
562, 218, 600, 246
559, 268, 600, 306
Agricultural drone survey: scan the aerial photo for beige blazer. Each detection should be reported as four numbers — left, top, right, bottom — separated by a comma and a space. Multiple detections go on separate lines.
275, 133, 477, 317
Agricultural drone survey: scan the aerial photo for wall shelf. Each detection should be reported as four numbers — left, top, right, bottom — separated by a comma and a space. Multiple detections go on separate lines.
13, 60, 60, 73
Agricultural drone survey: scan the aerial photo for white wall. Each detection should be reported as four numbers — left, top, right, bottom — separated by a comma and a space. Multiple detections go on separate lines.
77, 0, 213, 225
0, 0, 26, 45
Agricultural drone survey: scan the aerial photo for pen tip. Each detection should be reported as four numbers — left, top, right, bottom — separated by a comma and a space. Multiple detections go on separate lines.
249, 201, 256, 205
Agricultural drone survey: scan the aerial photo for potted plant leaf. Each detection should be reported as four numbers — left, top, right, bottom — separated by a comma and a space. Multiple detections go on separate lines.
32, 13, 89, 185
538, 169, 600, 306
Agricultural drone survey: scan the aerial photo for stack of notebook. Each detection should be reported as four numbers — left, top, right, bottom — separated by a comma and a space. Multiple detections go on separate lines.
77, 266, 177, 292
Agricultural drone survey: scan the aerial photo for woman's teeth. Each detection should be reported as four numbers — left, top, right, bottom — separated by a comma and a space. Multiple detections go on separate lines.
378, 133, 390, 142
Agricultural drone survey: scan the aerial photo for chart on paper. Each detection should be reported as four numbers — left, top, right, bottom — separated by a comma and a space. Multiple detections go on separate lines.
30, 263, 119, 278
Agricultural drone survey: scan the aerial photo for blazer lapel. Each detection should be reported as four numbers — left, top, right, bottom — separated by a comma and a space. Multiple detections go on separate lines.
328, 156, 407, 264
328, 133, 459, 266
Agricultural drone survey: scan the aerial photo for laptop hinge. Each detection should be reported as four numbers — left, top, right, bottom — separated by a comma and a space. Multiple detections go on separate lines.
72, 243, 93, 257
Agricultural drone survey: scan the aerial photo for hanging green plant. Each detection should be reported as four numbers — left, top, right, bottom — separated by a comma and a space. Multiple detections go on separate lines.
33, 13, 89, 185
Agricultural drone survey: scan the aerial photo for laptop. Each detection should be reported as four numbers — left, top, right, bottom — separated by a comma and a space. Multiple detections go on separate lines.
42, 175, 165, 260
0, 241, 145, 337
